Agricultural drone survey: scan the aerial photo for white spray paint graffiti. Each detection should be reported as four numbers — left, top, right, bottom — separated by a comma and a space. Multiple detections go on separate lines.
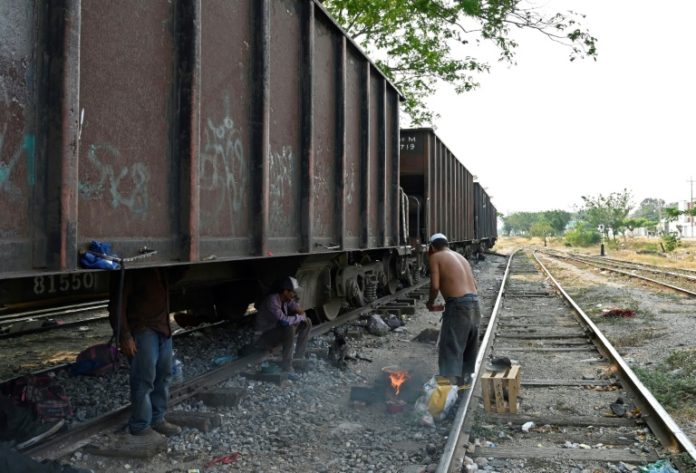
199, 96, 247, 223
312, 172, 330, 236
269, 145, 296, 233
345, 161, 356, 205
79, 144, 150, 216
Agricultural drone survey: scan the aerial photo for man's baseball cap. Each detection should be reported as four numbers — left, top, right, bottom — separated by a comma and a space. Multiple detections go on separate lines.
279, 276, 302, 292
430, 233, 448, 243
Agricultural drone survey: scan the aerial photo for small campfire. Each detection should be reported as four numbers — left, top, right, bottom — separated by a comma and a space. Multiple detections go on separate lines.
384, 366, 410, 396
348, 365, 421, 414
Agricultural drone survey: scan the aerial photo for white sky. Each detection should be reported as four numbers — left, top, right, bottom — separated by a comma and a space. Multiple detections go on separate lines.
426, 0, 696, 217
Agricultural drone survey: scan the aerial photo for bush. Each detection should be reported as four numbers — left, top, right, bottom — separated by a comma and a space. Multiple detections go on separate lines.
564, 227, 601, 247
661, 233, 680, 252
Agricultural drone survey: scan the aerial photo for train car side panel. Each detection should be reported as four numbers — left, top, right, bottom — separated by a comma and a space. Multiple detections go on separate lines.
400, 128, 475, 245
343, 46, 363, 249
198, 0, 254, 256
78, 1, 177, 258
267, 0, 302, 254
312, 14, 339, 248
0, 2, 37, 272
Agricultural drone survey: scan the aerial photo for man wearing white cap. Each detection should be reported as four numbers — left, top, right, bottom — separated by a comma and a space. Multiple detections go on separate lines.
253, 276, 312, 373
426, 233, 480, 385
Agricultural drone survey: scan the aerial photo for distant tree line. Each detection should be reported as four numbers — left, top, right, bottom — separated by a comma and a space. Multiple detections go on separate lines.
500, 189, 696, 251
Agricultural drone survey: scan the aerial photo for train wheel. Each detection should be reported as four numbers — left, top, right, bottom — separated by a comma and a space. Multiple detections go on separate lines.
317, 298, 343, 321
387, 277, 399, 294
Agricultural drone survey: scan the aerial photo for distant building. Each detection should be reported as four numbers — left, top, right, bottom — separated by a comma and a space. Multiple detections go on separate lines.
664, 200, 695, 239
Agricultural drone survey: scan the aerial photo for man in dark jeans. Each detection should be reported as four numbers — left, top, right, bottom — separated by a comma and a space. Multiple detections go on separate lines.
254, 276, 312, 373
426, 233, 481, 385
109, 268, 181, 439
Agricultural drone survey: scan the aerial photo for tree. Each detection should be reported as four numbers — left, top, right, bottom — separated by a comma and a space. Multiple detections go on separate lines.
631, 197, 665, 222
502, 211, 537, 236
321, 0, 597, 124
579, 189, 633, 240
541, 210, 571, 236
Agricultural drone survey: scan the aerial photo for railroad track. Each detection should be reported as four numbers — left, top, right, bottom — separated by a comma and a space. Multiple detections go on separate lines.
0, 301, 109, 339
539, 249, 696, 296
25, 279, 432, 461
438, 249, 696, 472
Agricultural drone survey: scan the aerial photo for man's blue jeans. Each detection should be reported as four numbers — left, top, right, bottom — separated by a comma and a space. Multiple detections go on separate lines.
129, 329, 173, 434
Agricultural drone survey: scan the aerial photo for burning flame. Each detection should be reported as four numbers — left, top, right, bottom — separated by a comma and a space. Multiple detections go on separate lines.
388, 370, 410, 396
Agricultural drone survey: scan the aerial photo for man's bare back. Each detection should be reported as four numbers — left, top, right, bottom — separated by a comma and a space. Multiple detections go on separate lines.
428, 249, 477, 305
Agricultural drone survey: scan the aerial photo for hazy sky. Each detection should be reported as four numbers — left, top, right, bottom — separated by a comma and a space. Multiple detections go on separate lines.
426, 0, 696, 217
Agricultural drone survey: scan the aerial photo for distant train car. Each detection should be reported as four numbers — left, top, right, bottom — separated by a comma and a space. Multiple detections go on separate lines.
400, 128, 498, 255
474, 182, 498, 249
0, 0, 407, 319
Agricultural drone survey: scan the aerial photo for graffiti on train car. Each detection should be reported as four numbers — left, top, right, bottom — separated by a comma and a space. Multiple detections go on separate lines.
345, 161, 356, 205
0, 77, 35, 201
312, 172, 330, 235
79, 144, 150, 216
199, 96, 248, 220
269, 145, 296, 233
0, 134, 34, 198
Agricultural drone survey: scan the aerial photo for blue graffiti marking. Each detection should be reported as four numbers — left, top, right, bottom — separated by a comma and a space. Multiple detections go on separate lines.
79, 144, 150, 216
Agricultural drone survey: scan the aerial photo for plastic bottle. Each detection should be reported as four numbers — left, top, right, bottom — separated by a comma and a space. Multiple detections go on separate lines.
171, 358, 184, 384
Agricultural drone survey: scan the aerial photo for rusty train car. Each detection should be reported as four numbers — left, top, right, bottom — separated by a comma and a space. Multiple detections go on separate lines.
0, 0, 496, 321
400, 128, 497, 254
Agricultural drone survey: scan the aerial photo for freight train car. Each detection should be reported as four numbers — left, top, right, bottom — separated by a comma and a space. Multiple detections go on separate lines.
0, 1, 496, 322
399, 128, 496, 254
0, 0, 412, 320
474, 182, 498, 249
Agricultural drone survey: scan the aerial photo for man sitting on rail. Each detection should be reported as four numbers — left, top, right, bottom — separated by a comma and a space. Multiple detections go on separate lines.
253, 276, 312, 373
426, 233, 481, 386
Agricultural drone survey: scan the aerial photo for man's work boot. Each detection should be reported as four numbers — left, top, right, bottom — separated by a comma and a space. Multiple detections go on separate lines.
152, 420, 182, 437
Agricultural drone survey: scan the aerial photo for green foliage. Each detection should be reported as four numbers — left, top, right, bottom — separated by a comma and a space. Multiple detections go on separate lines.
666, 349, 696, 377
564, 224, 600, 247
630, 197, 665, 222
502, 209, 570, 236
322, 0, 597, 124
664, 207, 682, 221
623, 217, 648, 232
542, 210, 572, 235
634, 349, 696, 411
661, 233, 680, 252
579, 189, 633, 240
529, 221, 553, 238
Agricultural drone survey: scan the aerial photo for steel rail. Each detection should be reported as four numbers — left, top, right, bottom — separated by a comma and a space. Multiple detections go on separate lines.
0, 315, 109, 340
600, 254, 696, 276
0, 301, 108, 323
564, 252, 696, 283
436, 250, 517, 473
26, 279, 429, 460
539, 250, 696, 297
533, 250, 696, 462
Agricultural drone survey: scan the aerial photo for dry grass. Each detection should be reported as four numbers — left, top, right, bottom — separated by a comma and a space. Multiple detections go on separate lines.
494, 236, 696, 270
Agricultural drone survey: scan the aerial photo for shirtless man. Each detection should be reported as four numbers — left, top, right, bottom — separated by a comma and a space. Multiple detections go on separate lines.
426, 233, 480, 385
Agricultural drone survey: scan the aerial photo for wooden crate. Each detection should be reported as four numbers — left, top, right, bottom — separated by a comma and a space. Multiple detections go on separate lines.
481, 365, 521, 413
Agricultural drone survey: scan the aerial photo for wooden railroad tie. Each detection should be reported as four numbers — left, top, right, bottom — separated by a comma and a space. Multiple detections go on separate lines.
481, 365, 521, 414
